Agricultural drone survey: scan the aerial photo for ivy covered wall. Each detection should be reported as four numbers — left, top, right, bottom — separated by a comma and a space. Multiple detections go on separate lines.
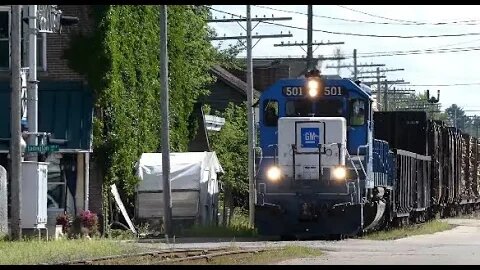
65, 5, 217, 224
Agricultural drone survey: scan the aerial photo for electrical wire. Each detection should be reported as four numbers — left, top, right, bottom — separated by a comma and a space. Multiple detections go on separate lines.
336, 5, 430, 24
208, 7, 480, 39
406, 83, 480, 87
255, 5, 480, 26
355, 46, 480, 58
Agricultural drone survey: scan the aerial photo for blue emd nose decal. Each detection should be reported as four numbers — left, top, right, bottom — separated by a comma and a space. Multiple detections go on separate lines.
301, 127, 320, 148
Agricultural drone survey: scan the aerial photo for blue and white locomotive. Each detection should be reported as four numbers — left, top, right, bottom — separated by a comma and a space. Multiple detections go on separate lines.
254, 69, 392, 239
255, 68, 480, 239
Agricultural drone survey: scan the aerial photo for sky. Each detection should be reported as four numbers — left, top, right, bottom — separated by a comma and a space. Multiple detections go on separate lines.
209, 5, 480, 116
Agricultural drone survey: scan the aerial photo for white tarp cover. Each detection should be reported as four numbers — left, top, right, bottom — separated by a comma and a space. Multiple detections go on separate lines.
135, 152, 223, 222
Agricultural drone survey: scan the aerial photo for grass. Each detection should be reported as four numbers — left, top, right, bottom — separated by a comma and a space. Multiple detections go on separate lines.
181, 208, 257, 238
163, 245, 323, 265
0, 238, 143, 265
362, 220, 454, 240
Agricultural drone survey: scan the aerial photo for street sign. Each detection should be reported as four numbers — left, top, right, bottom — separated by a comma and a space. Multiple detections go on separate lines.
26, 144, 59, 153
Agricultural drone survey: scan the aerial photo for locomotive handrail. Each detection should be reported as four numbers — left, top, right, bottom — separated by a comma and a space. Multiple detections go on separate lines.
345, 147, 362, 204
254, 146, 263, 177
353, 145, 368, 181
395, 149, 431, 161
267, 144, 278, 165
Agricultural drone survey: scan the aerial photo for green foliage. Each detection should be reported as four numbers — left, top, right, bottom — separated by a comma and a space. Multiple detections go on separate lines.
445, 104, 470, 130
65, 6, 216, 199
391, 91, 444, 120
209, 103, 249, 209
446, 105, 480, 137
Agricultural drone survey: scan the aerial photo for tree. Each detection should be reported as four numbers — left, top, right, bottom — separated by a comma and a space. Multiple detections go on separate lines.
445, 104, 470, 130
392, 91, 445, 120
208, 103, 249, 223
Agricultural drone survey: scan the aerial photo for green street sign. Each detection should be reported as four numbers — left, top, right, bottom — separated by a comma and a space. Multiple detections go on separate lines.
26, 144, 60, 153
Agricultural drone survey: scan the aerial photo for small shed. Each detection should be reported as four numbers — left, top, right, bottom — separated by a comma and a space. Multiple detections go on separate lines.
135, 152, 223, 228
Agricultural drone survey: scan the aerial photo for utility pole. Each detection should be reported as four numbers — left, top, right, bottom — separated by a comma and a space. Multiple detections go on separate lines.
26, 5, 38, 162
246, 5, 255, 227
10, 5, 22, 241
274, 6, 344, 71
307, 5, 313, 70
353, 49, 357, 80
376, 68, 381, 110
357, 68, 405, 75
454, 109, 457, 128
160, 5, 172, 238
384, 79, 389, 111
274, 10, 344, 71
393, 87, 396, 110
326, 62, 384, 79
355, 67, 405, 110
209, 7, 293, 227
361, 80, 409, 86
475, 115, 478, 139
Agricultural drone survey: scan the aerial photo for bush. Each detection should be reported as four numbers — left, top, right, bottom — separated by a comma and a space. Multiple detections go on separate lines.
69, 210, 100, 238
55, 212, 73, 233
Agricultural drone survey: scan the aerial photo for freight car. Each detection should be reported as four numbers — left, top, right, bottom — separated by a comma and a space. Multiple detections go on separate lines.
254, 69, 479, 239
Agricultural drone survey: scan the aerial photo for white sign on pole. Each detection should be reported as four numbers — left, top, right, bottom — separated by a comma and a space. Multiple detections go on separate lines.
20, 68, 29, 123
36, 5, 62, 33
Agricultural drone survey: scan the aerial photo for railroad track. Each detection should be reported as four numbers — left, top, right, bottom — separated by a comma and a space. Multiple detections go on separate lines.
43, 247, 277, 265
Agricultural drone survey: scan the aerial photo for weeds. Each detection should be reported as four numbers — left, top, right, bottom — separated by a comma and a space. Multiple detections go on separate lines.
181, 208, 256, 237
0, 238, 141, 265
363, 220, 454, 240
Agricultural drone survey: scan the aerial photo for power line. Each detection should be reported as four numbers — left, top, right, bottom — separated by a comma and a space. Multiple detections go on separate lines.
208, 7, 480, 39
322, 45, 480, 59
407, 83, 480, 87
357, 45, 480, 56
335, 5, 480, 25
266, 45, 480, 59
356, 46, 480, 58
255, 5, 480, 26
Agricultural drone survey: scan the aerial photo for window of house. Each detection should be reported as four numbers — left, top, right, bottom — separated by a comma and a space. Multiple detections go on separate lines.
263, 99, 278, 127
0, 6, 47, 71
0, 7, 10, 70
350, 99, 366, 126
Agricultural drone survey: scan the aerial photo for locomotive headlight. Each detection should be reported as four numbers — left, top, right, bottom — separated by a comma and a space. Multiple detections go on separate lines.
307, 79, 320, 97
332, 166, 347, 180
267, 166, 282, 182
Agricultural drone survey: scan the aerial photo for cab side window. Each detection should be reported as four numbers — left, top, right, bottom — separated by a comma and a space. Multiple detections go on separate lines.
350, 99, 366, 126
264, 100, 278, 127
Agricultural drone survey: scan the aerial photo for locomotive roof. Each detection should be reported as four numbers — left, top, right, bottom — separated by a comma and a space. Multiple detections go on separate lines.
261, 77, 373, 100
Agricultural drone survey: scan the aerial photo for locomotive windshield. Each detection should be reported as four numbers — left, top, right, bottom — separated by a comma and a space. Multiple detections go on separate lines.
286, 99, 344, 117
286, 100, 311, 116
314, 99, 343, 117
